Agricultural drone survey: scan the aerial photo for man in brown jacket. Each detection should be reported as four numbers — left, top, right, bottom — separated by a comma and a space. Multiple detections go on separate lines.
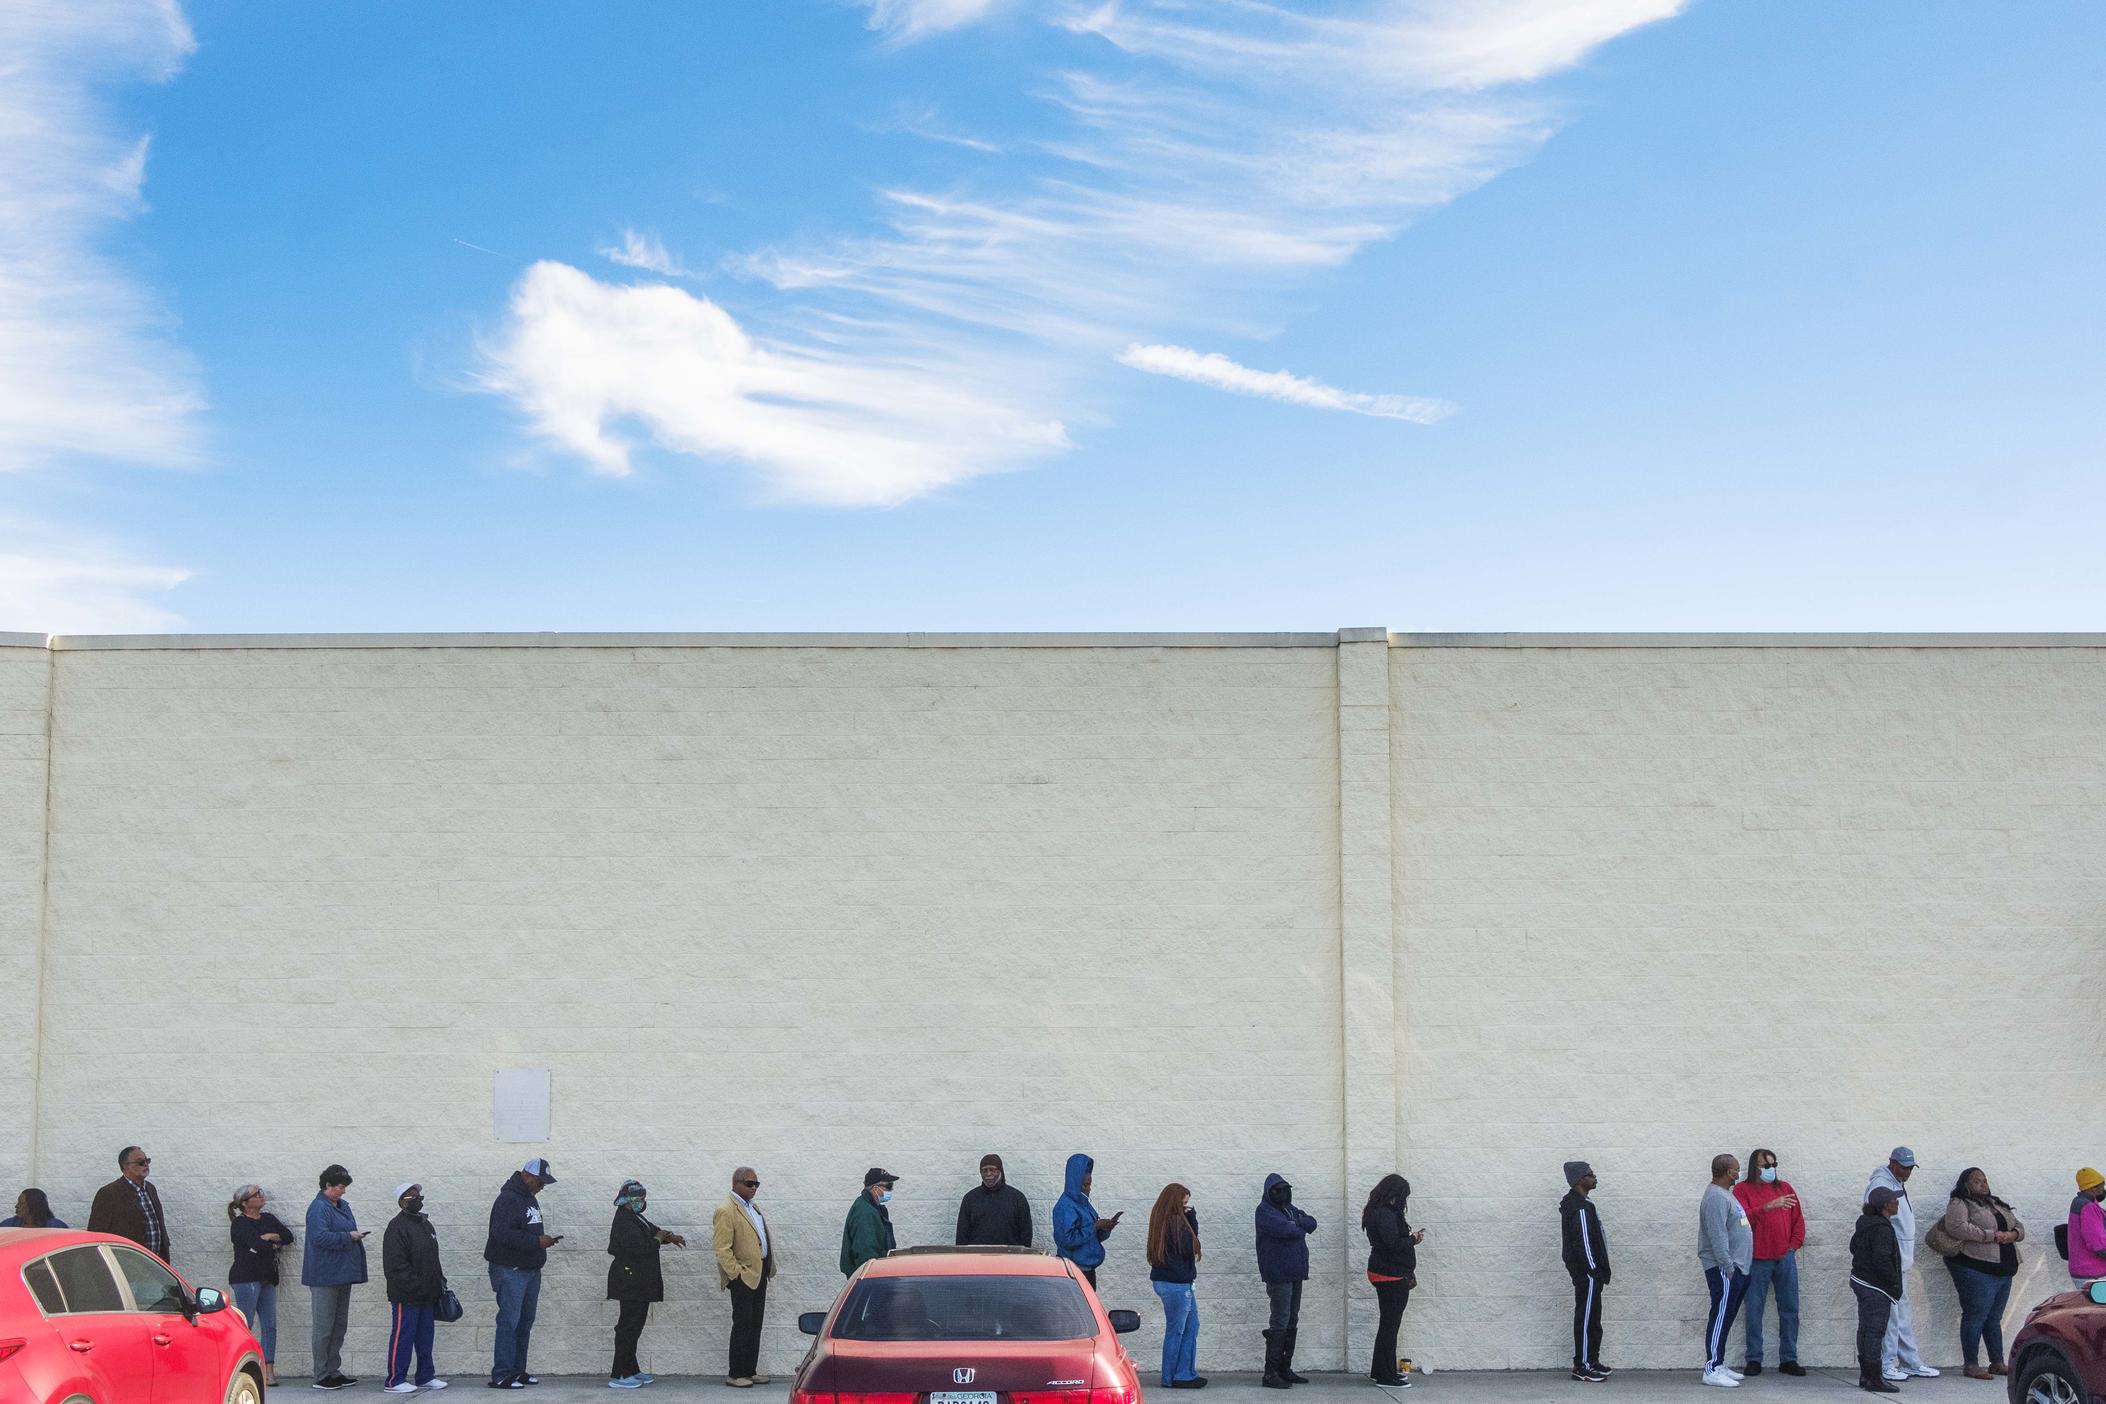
87, 1145, 170, 1260
711, 1167, 777, 1388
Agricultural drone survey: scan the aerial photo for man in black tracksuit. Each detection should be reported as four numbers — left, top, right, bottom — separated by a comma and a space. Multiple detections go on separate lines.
1560, 1161, 1611, 1383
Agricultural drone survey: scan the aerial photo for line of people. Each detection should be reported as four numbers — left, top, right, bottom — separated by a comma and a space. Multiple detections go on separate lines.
11, 1143, 2106, 1394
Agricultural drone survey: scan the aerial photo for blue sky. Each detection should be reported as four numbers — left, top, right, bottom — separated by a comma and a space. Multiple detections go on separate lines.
3, 0, 2102, 633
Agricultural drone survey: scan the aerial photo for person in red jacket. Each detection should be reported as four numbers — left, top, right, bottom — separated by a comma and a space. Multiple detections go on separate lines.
1732, 1149, 1807, 1376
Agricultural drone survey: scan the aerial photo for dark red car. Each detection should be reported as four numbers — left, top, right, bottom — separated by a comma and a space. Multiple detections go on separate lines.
2007, 1280, 2106, 1404
793, 1247, 1144, 1404
1, 1227, 266, 1403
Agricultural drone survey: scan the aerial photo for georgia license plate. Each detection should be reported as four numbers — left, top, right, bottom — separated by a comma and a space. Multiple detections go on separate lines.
930, 1393, 997, 1404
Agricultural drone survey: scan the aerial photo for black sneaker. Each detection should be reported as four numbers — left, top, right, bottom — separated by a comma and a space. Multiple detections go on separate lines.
1589, 1362, 1614, 1376
1743, 1363, 1763, 1377
489, 1378, 525, 1391
311, 1379, 348, 1392
1780, 1363, 1808, 1377
1571, 1366, 1607, 1383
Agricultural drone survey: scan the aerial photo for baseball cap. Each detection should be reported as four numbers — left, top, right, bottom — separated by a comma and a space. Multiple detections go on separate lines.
865, 1167, 899, 1188
1889, 1147, 1916, 1168
521, 1158, 558, 1184
1868, 1186, 1903, 1207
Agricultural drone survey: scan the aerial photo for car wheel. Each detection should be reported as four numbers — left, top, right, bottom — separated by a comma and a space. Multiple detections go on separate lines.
2017, 1352, 2084, 1404
226, 1368, 265, 1404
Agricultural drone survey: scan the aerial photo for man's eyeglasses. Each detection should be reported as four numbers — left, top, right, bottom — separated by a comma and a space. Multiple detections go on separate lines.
739, 1179, 760, 1188
128, 1158, 151, 1168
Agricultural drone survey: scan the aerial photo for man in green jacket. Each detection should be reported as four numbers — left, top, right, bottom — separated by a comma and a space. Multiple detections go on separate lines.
841, 1169, 899, 1277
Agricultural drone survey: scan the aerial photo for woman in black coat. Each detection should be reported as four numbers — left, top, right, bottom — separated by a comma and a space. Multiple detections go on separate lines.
1362, 1175, 1423, 1388
1849, 1188, 1906, 1395
608, 1179, 686, 1388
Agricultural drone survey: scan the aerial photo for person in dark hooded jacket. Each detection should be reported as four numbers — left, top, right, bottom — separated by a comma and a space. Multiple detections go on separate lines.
1255, 1173, 1318, 1389
607, 1178, 686, 1388
957, 1154, 1033, 1247
382, 1182, 446, 1392
484, 1158, 560, 1389
1052, 1153, 1121, 1287
1851, 1188, 1906, 1394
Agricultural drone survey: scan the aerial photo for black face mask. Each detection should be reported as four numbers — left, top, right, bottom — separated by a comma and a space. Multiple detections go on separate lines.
1268, 1185, 1291, 1205
403, 1197, 424, 1215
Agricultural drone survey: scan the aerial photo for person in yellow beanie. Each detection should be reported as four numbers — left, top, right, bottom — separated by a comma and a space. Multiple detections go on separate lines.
2070, 1169, 2106, 1283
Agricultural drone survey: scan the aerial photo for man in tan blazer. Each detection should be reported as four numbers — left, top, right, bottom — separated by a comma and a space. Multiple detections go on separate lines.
712, 1167, 777, 1388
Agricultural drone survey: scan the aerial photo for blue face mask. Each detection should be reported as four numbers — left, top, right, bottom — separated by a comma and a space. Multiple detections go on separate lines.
878, 1190, 893, 1205
1760, 1167, 1777, 1184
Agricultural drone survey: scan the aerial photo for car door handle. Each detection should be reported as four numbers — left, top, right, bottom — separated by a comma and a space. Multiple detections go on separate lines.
153, 1333, 173, 1346
69, 1340, 94, 1352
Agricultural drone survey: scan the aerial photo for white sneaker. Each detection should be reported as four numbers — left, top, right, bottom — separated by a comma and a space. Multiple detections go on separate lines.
386, 1387, 420, 1397
1883, 1367, 1910, 1382
1722, 1368, 1745, 1381
1909, 1367, 1940, 1378
425, 1383, 449, 1392
1702, 1368, 1742, 1388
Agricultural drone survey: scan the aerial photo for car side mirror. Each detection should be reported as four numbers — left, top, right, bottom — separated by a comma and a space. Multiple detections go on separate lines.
1107, 1309, 1141, 1335
798, 1311, 827, 1336
2090, 1281, 2106, 1306
191, 1287, 229, 1316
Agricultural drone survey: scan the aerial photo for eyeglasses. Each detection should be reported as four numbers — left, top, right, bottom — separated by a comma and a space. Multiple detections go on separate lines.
739, 1179, 760, 1188
128, 1158, 151, 1167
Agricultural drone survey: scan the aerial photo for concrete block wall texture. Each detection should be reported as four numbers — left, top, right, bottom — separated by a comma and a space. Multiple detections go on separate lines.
0, 642, 51, 1201
1390, 646, 2106, 1371
23, 641, 1346, 1380
5, 632, 2102, 1379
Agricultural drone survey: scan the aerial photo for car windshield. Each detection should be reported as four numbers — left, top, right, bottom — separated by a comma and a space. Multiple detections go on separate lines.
833, 1275, 1096, 1342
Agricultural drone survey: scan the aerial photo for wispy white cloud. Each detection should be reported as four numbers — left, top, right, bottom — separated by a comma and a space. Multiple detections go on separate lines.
0, 0, 204, 472
873, 102, 1004, 153
597, 227, 693, 279
477, 261, 1069, 505
484, 0, 1681, 500
859, 0, 1004, 42
0, 516, 190, 633
1119, 343, 1456, 424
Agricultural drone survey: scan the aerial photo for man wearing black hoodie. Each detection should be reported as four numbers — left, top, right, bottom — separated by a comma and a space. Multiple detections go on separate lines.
1560, 1161, 1610, 1384
484, 1158, 561, 1390
957, 1154, 1033, 1247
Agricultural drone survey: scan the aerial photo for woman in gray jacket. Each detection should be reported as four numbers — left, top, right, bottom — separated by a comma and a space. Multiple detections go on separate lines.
1940, 1168, 2024, 1381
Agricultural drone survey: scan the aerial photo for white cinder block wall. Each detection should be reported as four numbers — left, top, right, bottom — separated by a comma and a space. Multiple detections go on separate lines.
6, 632, 2103, 1380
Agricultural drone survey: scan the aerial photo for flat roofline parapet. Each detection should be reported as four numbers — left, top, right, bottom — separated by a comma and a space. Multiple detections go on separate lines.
12, 630, 2106, 651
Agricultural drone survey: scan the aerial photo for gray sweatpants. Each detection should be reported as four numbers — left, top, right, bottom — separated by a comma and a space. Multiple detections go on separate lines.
310, 1284, 353, 1380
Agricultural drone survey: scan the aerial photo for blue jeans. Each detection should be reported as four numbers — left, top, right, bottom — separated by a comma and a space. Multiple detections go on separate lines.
1153, 1282, 1199, 1384
1948, 1260, 2013, 1367
489, 1264, 542, 1383
1742, 1253, 1800, 1365
231, 1281, 277, 1362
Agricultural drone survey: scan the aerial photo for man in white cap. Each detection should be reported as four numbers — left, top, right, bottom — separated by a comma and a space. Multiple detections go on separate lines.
1866, 1148, 1937, 1381
382, 1181, 447, 1393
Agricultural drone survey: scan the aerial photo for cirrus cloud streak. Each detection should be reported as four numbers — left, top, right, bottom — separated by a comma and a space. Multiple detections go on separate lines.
1119, 343, 1456, 424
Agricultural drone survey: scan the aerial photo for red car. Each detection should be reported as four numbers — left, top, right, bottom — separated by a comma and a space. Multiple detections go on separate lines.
2007, 1279, 2106, 1404
793, 1248, 1144, 1404
1, 1227, 267, 1403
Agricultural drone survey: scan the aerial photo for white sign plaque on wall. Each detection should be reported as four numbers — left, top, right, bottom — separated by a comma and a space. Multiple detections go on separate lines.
494, 1068, 552, 1142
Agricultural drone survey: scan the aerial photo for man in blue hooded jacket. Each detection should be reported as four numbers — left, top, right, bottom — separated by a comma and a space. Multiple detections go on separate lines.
1052, 1154, 1121, 1289
1255, 1173, 1317, 1390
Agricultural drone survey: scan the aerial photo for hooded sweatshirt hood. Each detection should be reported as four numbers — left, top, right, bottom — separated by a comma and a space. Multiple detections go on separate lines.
1264, 1172, 1291, 1200
1064, 1154, 1093, 1197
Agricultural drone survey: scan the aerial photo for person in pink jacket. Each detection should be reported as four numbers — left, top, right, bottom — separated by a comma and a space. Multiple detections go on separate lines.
2070, 1168, 2106, 1282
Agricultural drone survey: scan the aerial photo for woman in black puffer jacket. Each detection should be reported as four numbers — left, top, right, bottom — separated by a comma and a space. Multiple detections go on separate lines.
1362, 1175, 1423, 1388
1849, 1188, 1906, 1395
607, 1179, 686, 1388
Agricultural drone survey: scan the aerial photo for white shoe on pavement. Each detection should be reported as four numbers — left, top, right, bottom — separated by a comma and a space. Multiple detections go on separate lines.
1702, 1368, 1742, 1388
1722, 1368, 1744, 1381
1909, 1367, 1940, 1378
1883, 1367, 1910, 1382
386, 1387, 419, 1396
426, 1385, 450, 1392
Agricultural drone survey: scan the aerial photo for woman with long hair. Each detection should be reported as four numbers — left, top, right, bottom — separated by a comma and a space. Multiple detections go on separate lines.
1145, 1183, 1206, 1390
1940, 1167, 2025, 1380
3, 1188, 66, 1228
1362, 1175, 1422, 1388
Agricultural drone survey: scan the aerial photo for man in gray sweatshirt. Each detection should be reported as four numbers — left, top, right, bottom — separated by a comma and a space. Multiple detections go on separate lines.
1699, 1154, 1754, 1388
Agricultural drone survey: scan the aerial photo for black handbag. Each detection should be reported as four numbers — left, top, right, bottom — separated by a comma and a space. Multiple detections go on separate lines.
437, 1285, 464, 1323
